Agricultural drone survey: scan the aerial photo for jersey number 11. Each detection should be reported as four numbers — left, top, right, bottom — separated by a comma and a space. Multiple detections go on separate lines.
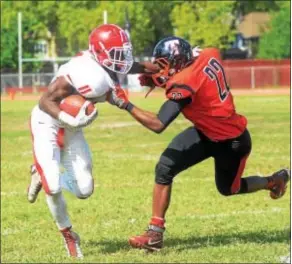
203, 58, 229, 102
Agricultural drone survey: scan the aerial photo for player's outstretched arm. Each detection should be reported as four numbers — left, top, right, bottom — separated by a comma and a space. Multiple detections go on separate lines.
128, 105, 165, 133
128, 99, 190, 133
108, 86, 191, 133
129, 61, 160, 74
39, 76, 73, 119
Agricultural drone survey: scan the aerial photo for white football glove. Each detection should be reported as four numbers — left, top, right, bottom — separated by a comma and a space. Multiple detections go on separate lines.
58, 101, 98, 129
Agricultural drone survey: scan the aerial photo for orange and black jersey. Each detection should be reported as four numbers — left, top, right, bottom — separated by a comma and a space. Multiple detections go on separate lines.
157, 48, 247, 141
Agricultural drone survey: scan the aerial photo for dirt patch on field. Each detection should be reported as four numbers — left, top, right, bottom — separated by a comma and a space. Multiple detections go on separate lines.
1, 88, 290, 101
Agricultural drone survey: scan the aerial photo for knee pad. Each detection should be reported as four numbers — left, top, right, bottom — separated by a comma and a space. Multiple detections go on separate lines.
76, 179, 94, 199
217, 188, 232, 196
42, 174, 62, 195
155, 162, 175, 185
47, 184, 62, 195
216, 184, 233, 196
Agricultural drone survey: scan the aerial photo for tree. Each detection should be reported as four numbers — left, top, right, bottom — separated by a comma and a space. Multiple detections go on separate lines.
170, 1, 236, 49
57, 1, 154, 56
143, 1, 176, 54
257, 1, 290, 59
234, 0, 281, 15
0, 1, 47, 72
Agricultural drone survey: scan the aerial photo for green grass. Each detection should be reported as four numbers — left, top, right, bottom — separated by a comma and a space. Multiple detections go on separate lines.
1, 94, 290, 263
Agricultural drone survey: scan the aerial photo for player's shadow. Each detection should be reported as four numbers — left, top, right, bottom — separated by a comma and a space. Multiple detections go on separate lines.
85, 228, 290, 254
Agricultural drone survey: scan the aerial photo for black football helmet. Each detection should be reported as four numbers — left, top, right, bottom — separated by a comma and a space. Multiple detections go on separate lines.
151, 36, 194, 87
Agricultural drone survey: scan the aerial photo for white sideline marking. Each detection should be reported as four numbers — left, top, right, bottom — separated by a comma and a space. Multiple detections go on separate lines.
184, 207, 285, 220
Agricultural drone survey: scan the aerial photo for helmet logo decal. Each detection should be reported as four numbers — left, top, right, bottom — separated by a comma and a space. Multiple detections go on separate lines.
164, 39, 180, 55
120, 30, 128, 42
99, 41, 105, 51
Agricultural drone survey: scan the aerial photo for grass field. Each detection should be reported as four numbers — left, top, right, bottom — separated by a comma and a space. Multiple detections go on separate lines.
1, 94, 290, 263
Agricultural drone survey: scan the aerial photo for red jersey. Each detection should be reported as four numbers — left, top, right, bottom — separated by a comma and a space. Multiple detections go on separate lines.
165, 48, 247, 141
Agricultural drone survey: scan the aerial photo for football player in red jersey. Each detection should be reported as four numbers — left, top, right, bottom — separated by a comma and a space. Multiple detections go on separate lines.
109, 36, 290, 251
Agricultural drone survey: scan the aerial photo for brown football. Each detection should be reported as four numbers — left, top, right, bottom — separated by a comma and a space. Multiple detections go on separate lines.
60, 94, 95, 117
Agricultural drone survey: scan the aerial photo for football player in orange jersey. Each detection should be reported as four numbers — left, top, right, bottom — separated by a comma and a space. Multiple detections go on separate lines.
108, 36, 290, 251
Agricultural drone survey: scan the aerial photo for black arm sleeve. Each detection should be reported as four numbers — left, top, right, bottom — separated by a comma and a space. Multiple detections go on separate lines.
128, 62, 145, 74
157, 98, 191, 127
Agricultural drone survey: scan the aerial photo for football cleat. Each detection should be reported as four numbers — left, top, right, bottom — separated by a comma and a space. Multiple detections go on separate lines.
268, 169, 290, 199
61, 227, 83, 258
27, 165, 42, 203
129, 225, 164, 252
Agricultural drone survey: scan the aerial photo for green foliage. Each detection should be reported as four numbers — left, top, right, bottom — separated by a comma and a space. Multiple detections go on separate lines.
257, 2, 290, 59
1, 19, 18, 70
1, 0, 289, 71
0, 1, 47, 72
144, 2, 176, 50
171, 1, 236, 49
235, 0, 282, 15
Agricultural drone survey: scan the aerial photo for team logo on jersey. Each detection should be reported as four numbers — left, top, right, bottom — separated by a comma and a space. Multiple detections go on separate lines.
171, 92, 182, 100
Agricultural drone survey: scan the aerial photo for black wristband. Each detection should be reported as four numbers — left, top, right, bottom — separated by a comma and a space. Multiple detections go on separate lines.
125, 102, 135, 112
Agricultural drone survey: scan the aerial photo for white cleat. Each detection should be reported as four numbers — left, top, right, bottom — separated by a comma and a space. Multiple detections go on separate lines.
61, 227, 83, 258
27, 165, 42, 203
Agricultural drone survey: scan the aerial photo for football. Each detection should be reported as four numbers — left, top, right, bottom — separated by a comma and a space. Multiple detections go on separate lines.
60, 94, 95, 117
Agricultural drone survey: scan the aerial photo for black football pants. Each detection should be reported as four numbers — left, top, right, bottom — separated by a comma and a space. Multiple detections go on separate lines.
157, 127, 252, 195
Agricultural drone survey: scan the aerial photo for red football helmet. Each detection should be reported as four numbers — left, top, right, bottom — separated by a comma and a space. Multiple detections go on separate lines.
89, 24, 133, 74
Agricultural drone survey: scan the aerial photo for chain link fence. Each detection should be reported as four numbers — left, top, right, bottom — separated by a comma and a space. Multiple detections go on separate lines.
1, 65, 290, 94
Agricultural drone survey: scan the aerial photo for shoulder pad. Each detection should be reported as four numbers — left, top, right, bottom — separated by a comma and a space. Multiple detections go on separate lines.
60, 58, 111, 99
200, 48, 221, 60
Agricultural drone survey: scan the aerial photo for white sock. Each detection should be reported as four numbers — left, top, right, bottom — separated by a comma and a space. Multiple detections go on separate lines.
46, 192, 72, 230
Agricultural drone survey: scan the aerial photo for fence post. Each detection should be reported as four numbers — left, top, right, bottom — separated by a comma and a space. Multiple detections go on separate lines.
251, 66, 255, 89
18, 12, 23, 89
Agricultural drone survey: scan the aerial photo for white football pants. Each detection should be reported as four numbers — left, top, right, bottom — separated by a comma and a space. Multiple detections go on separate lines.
29, 106, 94, 229
30, 106, 94, 198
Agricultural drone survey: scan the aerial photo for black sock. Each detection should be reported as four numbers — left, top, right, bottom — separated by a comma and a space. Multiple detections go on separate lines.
240, 176, 269, 193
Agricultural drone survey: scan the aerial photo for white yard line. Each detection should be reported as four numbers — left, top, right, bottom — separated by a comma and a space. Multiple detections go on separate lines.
1, 191, 25, 196
280, 255, 291, 264
2, 228, 21, 236
183, 207, 286, 220
21, 150, 32, 156
95, 119, 190, 129
98, 121, 138, 129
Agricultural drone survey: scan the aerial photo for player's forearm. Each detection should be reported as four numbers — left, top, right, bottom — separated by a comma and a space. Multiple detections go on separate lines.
39, 76, 74, 119
129, 61, 160, 74
39, 93, 62, 119
128, 105, 165, 134
126, 99, 189, 133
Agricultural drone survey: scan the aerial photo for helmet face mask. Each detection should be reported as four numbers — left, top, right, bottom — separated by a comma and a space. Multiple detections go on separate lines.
151, 58, 171, 87
89, 24, 134, 74
102, 43, 133, 74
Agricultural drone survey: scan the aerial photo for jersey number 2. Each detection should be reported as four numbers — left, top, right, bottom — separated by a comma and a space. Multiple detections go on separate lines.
204, 58, 229, 101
